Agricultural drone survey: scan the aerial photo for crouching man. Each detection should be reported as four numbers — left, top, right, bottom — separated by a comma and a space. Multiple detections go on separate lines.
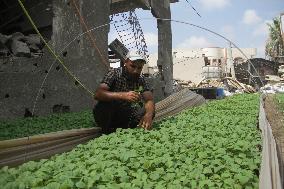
93, 52, 155, 134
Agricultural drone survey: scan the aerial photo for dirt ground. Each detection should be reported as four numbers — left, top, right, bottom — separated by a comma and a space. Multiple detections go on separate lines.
264, 94, 284, 177
264, 95, 284, 140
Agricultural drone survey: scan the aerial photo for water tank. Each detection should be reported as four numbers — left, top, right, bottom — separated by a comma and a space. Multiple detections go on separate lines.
203, 47, 223, 58
202, 66, 222, 79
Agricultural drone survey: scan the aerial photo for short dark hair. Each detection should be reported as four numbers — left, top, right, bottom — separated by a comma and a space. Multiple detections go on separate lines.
132, 59, 146, 64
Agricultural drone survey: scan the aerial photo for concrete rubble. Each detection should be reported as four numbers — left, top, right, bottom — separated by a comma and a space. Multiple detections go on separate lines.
260, 83, 284, 94
0, 32, 43, 58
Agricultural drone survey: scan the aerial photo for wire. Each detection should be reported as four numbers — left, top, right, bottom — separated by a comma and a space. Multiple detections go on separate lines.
185, 0, 201, 17
140, 17, 264, 88
18, 0, 95, 97
27, 16, 266, 114
112, 11, 150, 62
36, 17, 265, 89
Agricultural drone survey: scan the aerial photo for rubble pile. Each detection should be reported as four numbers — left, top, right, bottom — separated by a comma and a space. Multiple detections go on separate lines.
260, 83, 284, 94
0, 32, 44, 58
174, 79, 196, 88
224, 77, 256, 93
197, 77, 256, 93
197, 79, 225, 88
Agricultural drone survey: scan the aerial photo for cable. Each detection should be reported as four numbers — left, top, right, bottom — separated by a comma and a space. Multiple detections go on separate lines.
185, 0, 201, 17
28, 16, 267, 114
58, 17, 265, 89
112, 11, 149, 62
18, 0, 94, 97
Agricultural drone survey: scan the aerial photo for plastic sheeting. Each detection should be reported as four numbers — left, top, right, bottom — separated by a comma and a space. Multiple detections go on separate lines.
154, 88, 206, 121
259, 96, 282, 189
0, 128, 102, 167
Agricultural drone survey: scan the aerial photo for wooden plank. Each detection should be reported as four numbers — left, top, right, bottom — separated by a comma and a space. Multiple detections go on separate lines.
0, 127, 101, 149
0, 134, 99, 167
0, 133, 97, 159
1, 143, 78, 168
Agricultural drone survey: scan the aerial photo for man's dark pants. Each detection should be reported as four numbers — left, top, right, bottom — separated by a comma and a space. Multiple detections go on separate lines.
93, 101, 145, 134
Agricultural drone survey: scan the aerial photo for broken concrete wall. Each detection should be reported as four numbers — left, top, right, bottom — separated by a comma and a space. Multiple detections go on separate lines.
20, 1, 53, 37
1, 0, 175, 120
0, 0, 53, 39
0, 0, 110, 120
0, 32, 44, 57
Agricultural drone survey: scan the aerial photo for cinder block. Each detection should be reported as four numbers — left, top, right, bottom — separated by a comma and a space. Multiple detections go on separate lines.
11, 40, 31, 57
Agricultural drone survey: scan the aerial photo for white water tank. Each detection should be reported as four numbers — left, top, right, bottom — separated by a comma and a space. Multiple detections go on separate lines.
203, 47, 224, 58
202, 66, 222, 79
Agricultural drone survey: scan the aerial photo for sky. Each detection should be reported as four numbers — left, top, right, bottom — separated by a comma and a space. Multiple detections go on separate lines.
109, 0, 284, 58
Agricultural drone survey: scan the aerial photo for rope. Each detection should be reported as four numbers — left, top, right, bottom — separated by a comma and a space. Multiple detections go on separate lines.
18, 0, 94, 97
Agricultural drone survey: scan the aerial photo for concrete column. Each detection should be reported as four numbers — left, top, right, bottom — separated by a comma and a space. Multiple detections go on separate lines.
52, 0, 109, 69
1, 1, 111, 119
150, 0, 173, 97
51, 0, 110, 89
248, 61, 251, 85
47, 0, 110, 113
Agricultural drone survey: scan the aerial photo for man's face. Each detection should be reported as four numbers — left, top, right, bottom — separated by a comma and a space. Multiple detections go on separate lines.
124, 59, 144, 79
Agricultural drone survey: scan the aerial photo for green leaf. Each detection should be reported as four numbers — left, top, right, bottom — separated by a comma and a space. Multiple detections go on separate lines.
224, 178, 234, 185
213, 165, 224, 173
46, 182, 61, 189
235, 174, 250, 185
76, 181, 86, 188
120, 175, 130, 182
191, 180, 197, 188
203, 167, 213, 174
221, 170, 231, 178
149, 172, 160, 181
132, 179, 143, 187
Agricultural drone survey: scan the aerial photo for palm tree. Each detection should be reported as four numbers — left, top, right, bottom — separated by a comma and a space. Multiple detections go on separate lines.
265, 16, 284, 61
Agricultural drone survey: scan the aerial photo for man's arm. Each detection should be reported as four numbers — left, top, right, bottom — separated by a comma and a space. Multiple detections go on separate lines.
140, 91, 155, 130
94, 83, 140, 102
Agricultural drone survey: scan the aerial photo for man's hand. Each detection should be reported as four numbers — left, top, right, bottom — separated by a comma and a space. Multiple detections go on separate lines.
122, 91, 140, 102
139, 91, 155, 130
94, 84, 141, 103
139, 113, 153, 130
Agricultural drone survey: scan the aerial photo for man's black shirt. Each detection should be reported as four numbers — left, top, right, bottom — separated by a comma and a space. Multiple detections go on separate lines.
94, 67, 151, 132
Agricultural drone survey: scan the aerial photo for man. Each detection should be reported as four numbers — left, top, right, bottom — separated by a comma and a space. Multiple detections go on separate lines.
93, 52, 155, 134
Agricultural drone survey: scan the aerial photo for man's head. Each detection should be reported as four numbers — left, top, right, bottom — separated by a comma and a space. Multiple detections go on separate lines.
124, 52, 146, 79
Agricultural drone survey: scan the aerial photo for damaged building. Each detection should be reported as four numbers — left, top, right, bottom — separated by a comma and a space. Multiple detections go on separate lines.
0, 0, 178, 120
234, 58, 279, 89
